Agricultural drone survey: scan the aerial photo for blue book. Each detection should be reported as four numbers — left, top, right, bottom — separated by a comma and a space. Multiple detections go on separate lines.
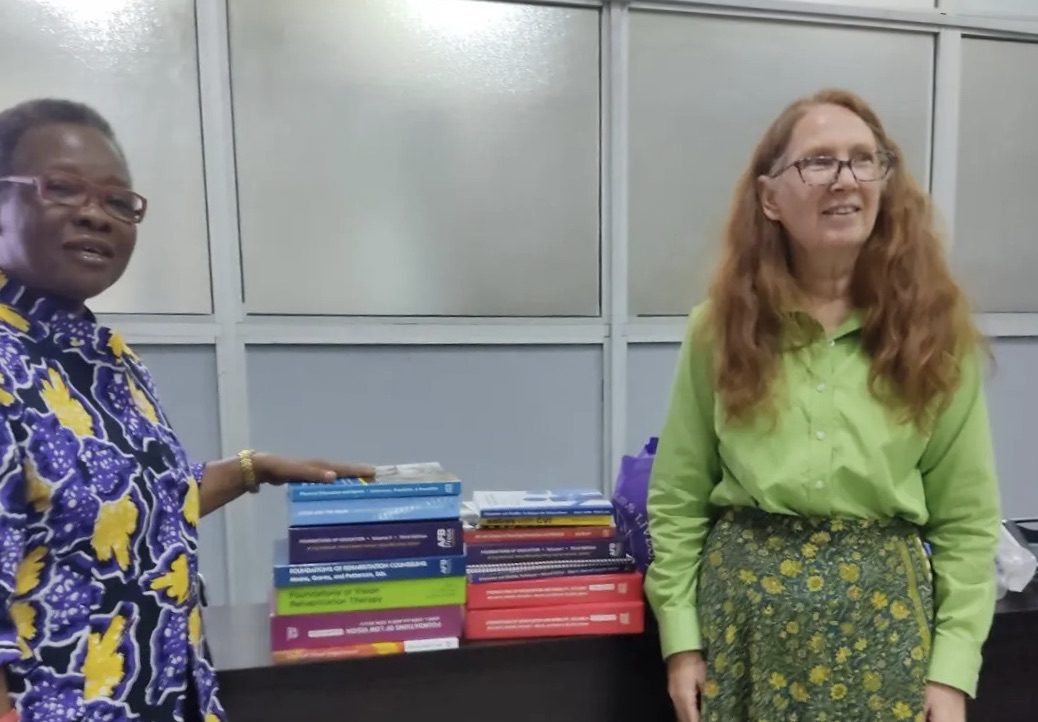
289, 479, 462, 503
289, 494, 462, 528
272, 539, 465, 587
472, 490, 614, 519
288, 462, 462, 503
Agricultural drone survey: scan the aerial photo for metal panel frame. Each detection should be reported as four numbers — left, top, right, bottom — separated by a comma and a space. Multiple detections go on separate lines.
931, 29, 962, 245
603, 2, 629, 494
195, 0, 253, 603
95, 0, 1038, 603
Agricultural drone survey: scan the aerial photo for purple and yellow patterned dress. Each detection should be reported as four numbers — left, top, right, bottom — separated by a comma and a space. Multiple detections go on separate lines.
0, 272, 224, 721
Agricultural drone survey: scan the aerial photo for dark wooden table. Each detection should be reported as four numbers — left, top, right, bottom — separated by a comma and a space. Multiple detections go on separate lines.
207, 583, 1038, 721
970, 582, 1038, 720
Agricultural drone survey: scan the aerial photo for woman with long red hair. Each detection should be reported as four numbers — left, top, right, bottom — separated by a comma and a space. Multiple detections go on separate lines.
645, 89, 1000, 722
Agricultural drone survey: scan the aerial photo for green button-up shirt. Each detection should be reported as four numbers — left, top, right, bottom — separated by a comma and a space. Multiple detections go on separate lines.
644, 304, 1001, 697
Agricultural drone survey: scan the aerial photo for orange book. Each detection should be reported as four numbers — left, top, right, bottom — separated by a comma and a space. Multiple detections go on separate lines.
272, 636, 459, 665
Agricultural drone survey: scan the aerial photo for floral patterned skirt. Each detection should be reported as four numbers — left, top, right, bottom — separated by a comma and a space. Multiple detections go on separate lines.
697, 507, 934, 722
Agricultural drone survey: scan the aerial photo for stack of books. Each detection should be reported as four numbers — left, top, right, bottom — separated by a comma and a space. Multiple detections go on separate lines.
462, 490, 644, 640
269, 463, 468, 664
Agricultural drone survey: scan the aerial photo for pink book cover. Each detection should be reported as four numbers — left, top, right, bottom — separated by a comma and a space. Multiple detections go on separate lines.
271, 604, 464, 651
466, 572, 643, 610
464, 600, 645, 640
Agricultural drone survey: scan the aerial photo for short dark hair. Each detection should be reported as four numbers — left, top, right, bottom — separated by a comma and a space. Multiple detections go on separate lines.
0, 98, 122, 177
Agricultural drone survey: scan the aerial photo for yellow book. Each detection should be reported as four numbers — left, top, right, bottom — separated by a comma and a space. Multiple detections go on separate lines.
471, 491, 615, 529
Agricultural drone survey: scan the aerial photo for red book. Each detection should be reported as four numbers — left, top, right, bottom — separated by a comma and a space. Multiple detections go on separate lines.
466, 572, 643, 610
464, 526, 616, 544
463, 600, 644, 640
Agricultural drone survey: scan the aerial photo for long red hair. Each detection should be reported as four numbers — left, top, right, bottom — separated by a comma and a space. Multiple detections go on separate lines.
705, 88, 980, 427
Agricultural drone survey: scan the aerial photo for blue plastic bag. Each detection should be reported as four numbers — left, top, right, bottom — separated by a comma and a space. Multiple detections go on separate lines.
611, 437, 657, 573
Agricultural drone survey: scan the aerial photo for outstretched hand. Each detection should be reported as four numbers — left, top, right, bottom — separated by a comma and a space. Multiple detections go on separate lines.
252, 453, 376, 486
198, 452, 377, 517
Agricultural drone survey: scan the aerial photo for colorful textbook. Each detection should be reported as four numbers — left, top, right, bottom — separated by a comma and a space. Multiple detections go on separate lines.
271, 605, 465, 652
464, 600, 645, 640
271, 462, 466, 663
469, 491, 614, 528
274, 576, 467, 616
272, 638, 458, 665
472, 490, 615, 519
273, 539, 464, 586
463, 488, 645, 640
288, 519, 463, 565
289, 463, 462, 527
288, 495, 461, 527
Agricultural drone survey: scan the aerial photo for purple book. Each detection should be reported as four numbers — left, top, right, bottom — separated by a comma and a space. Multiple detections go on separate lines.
271, 604, 465, 652
288, 519, 463, 564
465, 538, 624, 565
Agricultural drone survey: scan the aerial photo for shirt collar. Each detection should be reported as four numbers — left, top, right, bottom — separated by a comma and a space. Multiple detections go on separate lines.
0, 269, 98, 333
784, 307, 863, 342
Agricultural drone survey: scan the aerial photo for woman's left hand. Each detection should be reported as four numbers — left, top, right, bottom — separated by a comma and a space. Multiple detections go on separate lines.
925, 681, 966, 722
252, 452, 376, 486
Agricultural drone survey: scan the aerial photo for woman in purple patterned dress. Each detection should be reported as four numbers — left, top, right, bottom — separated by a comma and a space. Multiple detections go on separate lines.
0, 98, 374, 722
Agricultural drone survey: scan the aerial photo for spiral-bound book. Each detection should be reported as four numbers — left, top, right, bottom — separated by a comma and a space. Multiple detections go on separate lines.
466, 555, 636, 584
467, 571, 643, 610
464, 600, 645, 640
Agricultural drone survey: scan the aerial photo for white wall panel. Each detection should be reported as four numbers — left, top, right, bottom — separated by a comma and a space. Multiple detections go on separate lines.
0, 0, 211, 313
230, 0, 601, 316
629, 12, 934, 315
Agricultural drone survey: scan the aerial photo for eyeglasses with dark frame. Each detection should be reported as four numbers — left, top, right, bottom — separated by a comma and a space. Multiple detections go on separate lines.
770, 150, 896, 187
0, 171, 147, 224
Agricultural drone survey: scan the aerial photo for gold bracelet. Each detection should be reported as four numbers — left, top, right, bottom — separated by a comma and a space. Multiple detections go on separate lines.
238, 449, 259, 494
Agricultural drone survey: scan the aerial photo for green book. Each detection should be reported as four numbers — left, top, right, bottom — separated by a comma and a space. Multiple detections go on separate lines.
275, 575, 467, 615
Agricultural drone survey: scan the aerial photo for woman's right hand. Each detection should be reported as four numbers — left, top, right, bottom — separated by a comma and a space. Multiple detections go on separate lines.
666, 650, 707, 722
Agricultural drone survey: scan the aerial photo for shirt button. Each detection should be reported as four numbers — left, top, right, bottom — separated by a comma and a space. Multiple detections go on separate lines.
815, 430, 827, 441
815, 480, 825, 489
816, 383, 827, 392
828, 340, 836, 348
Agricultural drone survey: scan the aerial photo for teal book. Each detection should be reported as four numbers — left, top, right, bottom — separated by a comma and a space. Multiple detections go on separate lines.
289, 462, 461, 503
289, 495, 461, 527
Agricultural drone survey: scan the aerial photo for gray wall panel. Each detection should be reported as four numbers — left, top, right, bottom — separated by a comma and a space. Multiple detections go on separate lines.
626, 343, 681, 459
135, 345, 228, 605
802, 0, 933, 6
985, 340, 1038, 518
242, 345, 604, 603
954, 38, 1038, 311
953, 0, 1038, 16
